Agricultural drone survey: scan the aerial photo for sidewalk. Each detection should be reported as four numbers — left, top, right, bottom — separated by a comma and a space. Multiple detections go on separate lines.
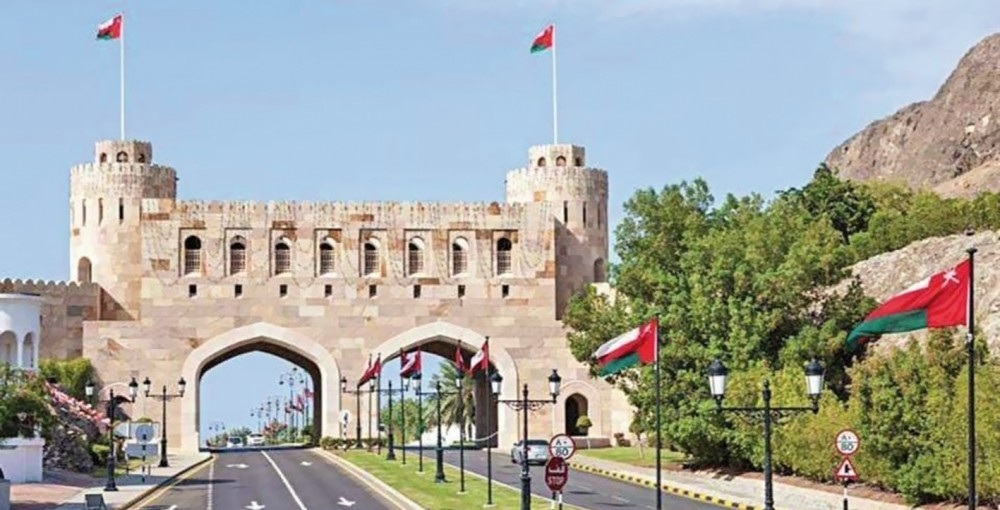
569, 454, 911, 510
13, 452, 210, 510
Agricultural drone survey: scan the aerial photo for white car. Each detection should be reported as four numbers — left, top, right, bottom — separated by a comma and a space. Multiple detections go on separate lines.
226, 436, 244, 448
247, 434, 265, 446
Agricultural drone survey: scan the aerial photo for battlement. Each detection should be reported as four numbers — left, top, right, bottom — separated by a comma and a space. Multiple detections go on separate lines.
158, 199, 541, 226
505, 165, 608, 203
71, 163, 177, 200
0, 278, 101, 301
527, 144, 587, 168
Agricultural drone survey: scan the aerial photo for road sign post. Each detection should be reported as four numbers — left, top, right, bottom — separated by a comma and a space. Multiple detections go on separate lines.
544, 456, 568, 492
548, 434, 576, 461
834, 429, 861, 510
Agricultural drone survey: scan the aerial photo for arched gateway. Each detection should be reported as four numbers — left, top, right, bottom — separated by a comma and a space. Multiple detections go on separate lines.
179, 322, 342, 453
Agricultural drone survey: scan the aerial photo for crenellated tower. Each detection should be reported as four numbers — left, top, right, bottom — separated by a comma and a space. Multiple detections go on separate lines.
69, 140, 177, 319
505, 144, 609, 318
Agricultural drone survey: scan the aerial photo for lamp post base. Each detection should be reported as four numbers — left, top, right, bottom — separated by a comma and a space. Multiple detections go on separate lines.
519, 471, 531, 510
434, 448, 446, 483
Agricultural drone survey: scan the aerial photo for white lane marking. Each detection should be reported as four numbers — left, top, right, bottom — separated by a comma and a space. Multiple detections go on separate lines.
612, 494, 630, 503
227, 463, 250, 469
206, 460, 215, 510
260, 451, 308, 510
337, 496, 356, 506
246, 502, 266, 509
166, 506, 177, 510
300, 461, 312, 466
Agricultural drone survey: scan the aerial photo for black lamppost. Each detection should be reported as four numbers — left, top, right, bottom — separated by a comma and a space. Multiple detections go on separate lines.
490, 369, 562, 510
409, 371, 425, 472
140, 377, 186, 468
279, 368, 304, 439
414, 380, 449, 483
340, 376, 367, 449
455, 369, 466, 494
372, 381, 405, 461
85, 377, 140, 492
707, 359, 825, 510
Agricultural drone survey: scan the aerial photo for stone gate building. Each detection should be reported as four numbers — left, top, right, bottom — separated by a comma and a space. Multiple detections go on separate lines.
0, 139, 633, 452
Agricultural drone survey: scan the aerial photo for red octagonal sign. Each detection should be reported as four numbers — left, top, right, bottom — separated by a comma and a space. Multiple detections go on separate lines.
545, 456, 569, 492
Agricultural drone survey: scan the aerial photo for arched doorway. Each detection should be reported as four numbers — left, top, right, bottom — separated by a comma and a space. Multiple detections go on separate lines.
179, 322, 342, 453
77, 257, 92, 284
369, 322, 520, 448
565, 393, 589, 436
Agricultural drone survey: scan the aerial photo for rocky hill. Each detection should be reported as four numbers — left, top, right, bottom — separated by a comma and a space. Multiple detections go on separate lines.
825, 33, 1000, 198
838, 230, 1000, 352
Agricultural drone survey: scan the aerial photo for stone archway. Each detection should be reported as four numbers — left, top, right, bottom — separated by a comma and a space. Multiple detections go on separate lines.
179, 322, 342, 452
369, 321, 521, 448
564, 393, 588, 436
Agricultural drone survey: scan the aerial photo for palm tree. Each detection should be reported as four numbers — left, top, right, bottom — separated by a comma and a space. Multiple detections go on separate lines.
425, 361, 476, 439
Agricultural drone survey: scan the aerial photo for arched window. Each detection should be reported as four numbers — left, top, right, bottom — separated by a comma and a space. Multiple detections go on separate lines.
229, 237, 247, 275
408, 238, 424, 276
319, 240, 335, 275
116, 151, 129, 163
575, 157, 583, 167
21, 333, 35, 369
118, 198, 125, 222
77, 257, 92, 283
274, 240, 291, 275
556, 155, 567, 166
0, 331, 15, 366
451, 238, 469, 276
536, 157, 547, 167
98, 198, 104, 225
183, 236, 202, 276
137, 153, 147, 163
565, 393, 590, 436
593, 258, 606, 282
496, 238, 512, 275
99, 153, 108, 163
81, 199, 87, 226
363, 240, 380, 276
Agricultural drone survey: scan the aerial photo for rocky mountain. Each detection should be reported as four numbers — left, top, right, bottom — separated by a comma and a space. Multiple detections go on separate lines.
837, 230, 1000, 352
825, 34, 1000, 198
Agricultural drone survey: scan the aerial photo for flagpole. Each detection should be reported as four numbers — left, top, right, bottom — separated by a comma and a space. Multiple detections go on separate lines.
966, 244, 977, 510
654, 316, 662, 510
551, 24, 558, 145
120, 12, 125, 140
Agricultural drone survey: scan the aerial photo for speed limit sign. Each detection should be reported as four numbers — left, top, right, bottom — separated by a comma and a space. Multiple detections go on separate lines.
549, 434, 577, 460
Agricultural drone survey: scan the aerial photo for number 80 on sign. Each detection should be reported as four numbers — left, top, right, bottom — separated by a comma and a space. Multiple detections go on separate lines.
549, 434, 577, 460
835, 429, 860, 456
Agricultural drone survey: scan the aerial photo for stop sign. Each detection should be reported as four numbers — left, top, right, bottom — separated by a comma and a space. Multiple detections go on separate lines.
544, 456, 569, 492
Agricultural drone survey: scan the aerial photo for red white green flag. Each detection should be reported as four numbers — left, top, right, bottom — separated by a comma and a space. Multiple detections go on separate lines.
595, 318, 658, 376
846, 259, 970, 350
530, 24, 554, 53
97, 14, 122, 40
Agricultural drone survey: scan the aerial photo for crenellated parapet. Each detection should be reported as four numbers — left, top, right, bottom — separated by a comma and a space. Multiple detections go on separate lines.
165, 199, 541, 228
0, 278, 100, 297
70, 163, 177, 199
0, 278, 102, 361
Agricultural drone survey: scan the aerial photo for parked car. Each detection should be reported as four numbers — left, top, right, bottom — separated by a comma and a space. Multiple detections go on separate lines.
247, 434, 265, 446
510, 439, 549, 465
226, 436, 244, 448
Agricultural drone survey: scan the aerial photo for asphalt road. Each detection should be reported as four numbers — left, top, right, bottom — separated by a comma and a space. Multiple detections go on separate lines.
416, 448, 723, 510
137, 448, 392, 509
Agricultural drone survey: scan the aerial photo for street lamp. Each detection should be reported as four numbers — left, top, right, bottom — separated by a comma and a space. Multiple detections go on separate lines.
340, 375, 367, 449
491, 369, 562, 510
708, 358, 824, 510
140, 376, 186, 468
410, 371, 425, 472
372, 380, 405, 461
279, 367, 304, 440
85, 377, 140, 492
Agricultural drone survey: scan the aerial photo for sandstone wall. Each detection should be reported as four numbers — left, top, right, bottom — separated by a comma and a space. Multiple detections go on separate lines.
0, 279, 101, 360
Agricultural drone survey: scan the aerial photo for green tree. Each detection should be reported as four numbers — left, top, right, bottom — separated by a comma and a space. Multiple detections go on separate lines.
380, 398, 423, 445
425, 361, 476, 438
39, 357, 95, 401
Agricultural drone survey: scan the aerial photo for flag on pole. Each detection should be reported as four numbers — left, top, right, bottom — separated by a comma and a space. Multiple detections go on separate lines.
96, 14, 122, 40
303, 387, 314, 399
359, 354, 382, 386
454, 344, 466, 373
846, 259, 970, 350
594, 318, 658, 376
401, 350, 422, 378
468, 340, 489, 376
530, 24, 554, 53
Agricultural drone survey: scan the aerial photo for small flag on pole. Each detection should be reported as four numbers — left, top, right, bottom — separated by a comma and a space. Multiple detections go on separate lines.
530, 24, 554, 53
96, 14, 122, 40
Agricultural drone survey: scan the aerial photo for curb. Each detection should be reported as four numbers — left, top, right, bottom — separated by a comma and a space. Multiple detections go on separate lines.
568, 460, 769, 510
433, 456, 588, 510
117, 454, 214, 509
314, 448, 423, 510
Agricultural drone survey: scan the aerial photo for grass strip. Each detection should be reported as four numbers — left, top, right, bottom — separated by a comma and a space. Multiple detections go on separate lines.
576, 446, 687, 468
341, 450, 577, 510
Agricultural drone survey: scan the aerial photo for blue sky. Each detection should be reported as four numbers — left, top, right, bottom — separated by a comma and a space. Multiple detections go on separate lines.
3, 1, 998, 436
